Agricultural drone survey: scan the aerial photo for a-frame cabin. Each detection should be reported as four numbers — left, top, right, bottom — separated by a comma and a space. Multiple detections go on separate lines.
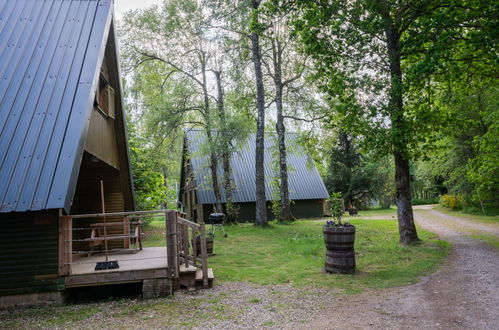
0, 0, 135, 305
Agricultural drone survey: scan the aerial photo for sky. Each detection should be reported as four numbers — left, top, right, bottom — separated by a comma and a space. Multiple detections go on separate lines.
114, 0, 162, 20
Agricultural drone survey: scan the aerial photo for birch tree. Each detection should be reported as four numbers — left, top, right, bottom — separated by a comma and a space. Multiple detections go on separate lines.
120, 0, 224, 213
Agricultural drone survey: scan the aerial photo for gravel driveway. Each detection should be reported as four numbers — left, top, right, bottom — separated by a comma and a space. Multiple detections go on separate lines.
191, 206, 499, 329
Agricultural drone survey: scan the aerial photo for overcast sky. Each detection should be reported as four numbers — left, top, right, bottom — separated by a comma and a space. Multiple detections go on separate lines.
114, 0, 162, 20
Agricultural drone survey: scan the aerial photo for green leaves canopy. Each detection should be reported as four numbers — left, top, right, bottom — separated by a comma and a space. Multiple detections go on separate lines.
289, 0, 496, 159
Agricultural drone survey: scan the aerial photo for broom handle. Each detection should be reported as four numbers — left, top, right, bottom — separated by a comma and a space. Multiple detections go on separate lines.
100, 181, 109, 262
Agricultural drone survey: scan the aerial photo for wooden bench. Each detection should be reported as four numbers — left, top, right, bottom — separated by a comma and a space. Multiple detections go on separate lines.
85, 220, 143, 256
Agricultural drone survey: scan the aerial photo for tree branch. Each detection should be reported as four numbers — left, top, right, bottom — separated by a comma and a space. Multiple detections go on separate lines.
264, 98, 276, 110
133, 46, 204, 87
209, 25, 251, 39
283, 114, 327, 122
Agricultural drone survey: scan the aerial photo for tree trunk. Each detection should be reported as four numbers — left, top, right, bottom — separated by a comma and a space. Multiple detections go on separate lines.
381, 5, 419, 244
394, 152, 419, 244
206, 130, 223, 214
250, 0, 267, 226
272, 39, 292, 222
214, 70, 236, 221
201, 55, 223, 214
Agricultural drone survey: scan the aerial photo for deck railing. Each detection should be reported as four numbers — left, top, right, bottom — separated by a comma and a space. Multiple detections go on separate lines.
174, 211, 209, 288
59, 209, 210, 289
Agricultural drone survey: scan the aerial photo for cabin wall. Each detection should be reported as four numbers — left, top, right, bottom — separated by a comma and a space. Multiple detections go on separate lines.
200, 199, 325, 223
84, 107, 119, 169
0, 210, 63, 296
84, 51, 119, 169
291, 199, 325, 218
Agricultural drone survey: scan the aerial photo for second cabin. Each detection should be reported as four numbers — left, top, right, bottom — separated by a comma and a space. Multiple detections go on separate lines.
179, 129, 330, 222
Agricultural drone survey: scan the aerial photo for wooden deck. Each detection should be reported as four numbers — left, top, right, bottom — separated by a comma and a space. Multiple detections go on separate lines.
71, 247, 167, 275
60, 210, 213, 293
66, 247, 169, 288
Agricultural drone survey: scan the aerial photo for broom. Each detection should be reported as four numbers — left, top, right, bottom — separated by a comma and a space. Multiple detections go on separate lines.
95, 180, 119, 270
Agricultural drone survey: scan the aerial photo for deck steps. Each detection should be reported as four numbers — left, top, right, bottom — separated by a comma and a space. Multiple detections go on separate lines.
179, 264, 197, 274
195, 268, 214, 288
178, 266, 214, 289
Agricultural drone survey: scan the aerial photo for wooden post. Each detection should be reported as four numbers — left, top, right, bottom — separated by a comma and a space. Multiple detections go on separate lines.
165, 210, 179, 279
183, 224, 189, 267
176, 213, 184, 266
123, 217, 130, 249
191, 226, 197, 267
100, 181, 109, 262
199, 222, 209, 288
58, 216, 72, 276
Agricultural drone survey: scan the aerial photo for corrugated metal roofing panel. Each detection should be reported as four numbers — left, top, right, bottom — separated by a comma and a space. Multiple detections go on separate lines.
0, 0, 113, 213
185, 129, 329, 204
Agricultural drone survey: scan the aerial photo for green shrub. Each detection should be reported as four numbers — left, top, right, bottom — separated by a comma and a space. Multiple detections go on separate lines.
328, 192, 344, 222
440, 194, 466, 210
412, 198, 439, 205
463, 206, 481, 214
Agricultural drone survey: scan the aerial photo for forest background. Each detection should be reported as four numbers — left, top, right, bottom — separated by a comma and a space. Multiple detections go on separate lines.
117, 0, 498, 228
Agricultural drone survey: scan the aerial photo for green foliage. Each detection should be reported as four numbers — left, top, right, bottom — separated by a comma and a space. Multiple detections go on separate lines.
129, 144, 167, 210
412, 198, 439, 206
117, 0, 498, 221
440, 194, 466, 210
120, 0, 255, 216
434, 205, 499, 224
270, 197, 281, 221
466, 89, 499, 205
127, 120, 167, 210
328, 192, 344, 222
325, 131, 394, 209
416, 84, 498, 212
289, 1, 495, 158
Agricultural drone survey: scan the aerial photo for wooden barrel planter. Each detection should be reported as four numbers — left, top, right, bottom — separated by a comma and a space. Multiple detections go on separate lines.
323, 225, 356, 274
193, 235, 214, 256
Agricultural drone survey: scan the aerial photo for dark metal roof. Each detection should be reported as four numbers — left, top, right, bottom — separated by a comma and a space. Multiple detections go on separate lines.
0, 0, 115, 213
185, 129, 330, 204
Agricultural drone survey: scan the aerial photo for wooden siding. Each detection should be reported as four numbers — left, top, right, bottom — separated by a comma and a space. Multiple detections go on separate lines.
0, 210, 63, 296
102, 25, 135, 211
291, 199, 325, 218
84, 107, 119, 169
181, 162, 201, 221
200, 199, 325, 223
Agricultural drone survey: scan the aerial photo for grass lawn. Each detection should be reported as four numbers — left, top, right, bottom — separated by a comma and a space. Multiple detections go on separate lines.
349, 206, 397, 219
142, 217, 450, 294
468, 234, 499, 248
433, 205, 499, 225
141, 218, 166, 248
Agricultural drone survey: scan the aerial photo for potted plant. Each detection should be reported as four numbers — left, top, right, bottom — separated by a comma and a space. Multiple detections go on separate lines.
194, 232, 214, 256
323, 193, 356, 274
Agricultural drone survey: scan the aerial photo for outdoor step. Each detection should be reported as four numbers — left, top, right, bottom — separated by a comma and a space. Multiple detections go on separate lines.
195, 268, 214, 282
179, 264, 197, 274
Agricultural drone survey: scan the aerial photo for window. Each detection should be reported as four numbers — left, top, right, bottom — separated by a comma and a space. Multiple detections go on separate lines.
95, 73, 115, 119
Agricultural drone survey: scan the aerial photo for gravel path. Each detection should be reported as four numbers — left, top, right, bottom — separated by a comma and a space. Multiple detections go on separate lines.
194, 206, 499, 329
